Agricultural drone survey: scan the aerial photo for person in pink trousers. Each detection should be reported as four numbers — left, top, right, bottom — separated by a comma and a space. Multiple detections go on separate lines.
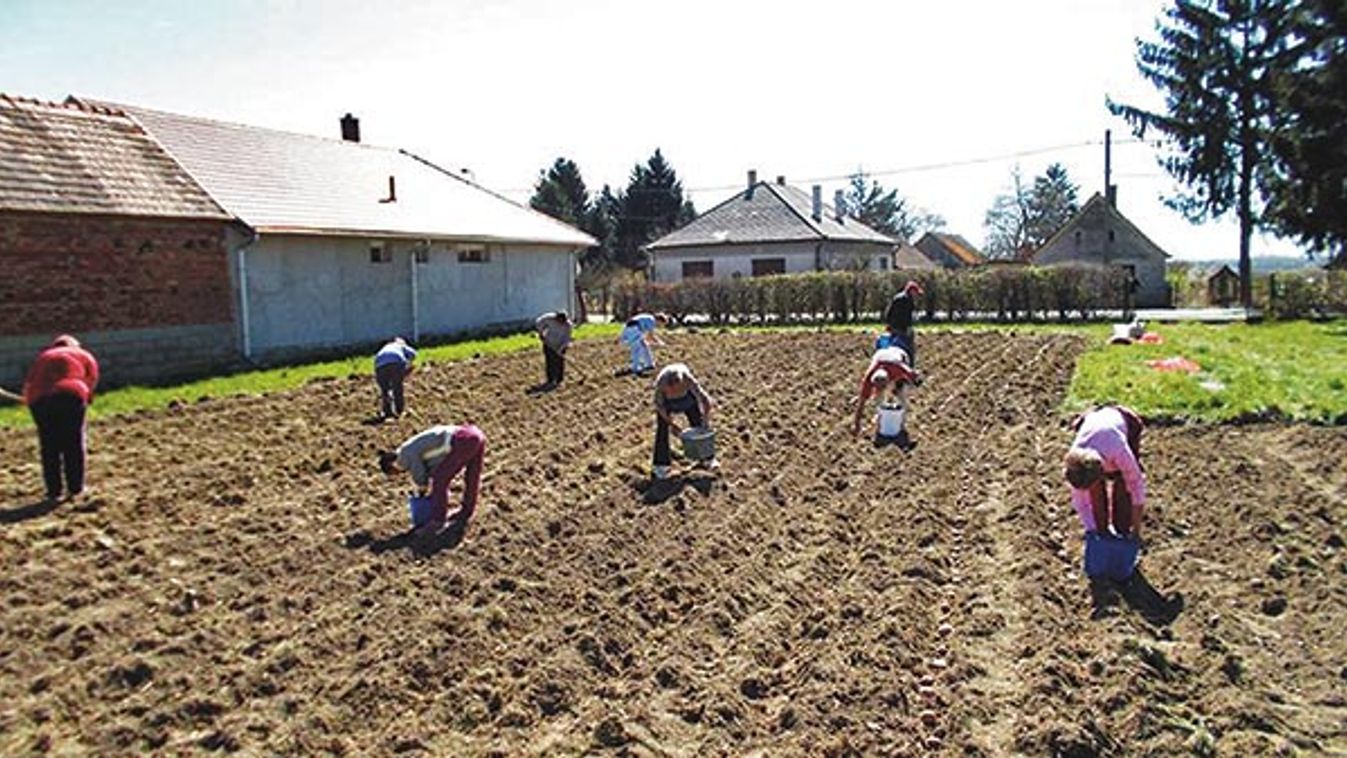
379, 424, 486, 538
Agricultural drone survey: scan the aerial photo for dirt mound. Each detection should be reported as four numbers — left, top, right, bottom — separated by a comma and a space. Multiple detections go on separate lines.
1, 331, 1343, 755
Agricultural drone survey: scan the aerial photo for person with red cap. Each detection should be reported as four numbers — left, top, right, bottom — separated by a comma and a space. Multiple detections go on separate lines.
21, 335, 100, 502
881, 280, 925, 366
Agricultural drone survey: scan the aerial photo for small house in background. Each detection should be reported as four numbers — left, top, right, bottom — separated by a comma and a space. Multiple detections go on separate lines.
914, 232, 986, 269
1192, 264, 1239, 306
892, 241, 938, 270
0, 95, 237, 388
1032, 191, 1171, 307
645, 172, 896, 282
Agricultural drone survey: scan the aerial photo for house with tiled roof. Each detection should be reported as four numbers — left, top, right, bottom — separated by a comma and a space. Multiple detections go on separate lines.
644, 172, 902, 282
0, 95, 238, 387
72, 96, 594, 362
914, 232, 986, 269
1031, 192, 1171, 307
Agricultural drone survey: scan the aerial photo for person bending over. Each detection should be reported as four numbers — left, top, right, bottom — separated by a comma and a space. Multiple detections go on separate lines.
1064, 405, 1146, 538
380, 423, 486, 538
619, 312, 668, 375
851, 345, 918, 440
373, 337, 417, 419
651, 362, 715, 480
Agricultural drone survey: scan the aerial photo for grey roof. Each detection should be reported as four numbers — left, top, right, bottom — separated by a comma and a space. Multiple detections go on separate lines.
0, 95, 228, 219
646, 181, 895, 250
75, 97, 595, 247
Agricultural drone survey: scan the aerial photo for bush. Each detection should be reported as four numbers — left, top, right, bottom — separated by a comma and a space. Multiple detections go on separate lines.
614, 265, 1131, 323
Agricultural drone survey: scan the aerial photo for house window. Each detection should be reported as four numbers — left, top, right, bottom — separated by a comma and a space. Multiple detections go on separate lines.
682, 260, 714, 278
751, 258, 785, 277
369, 242, 390, 264
414, 246, 430, 264
457, 246, 489, 264
1108, 229, 1116, 243
1074, 231, 1082, 248
878, 257, 889, 271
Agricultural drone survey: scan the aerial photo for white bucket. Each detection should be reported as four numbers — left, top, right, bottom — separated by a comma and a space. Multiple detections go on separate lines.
680, 427, 717, 461
876, 403, 906, 438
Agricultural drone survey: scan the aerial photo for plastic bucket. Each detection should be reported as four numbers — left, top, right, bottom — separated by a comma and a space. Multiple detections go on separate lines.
1083, 532, 1139, 581
876, 403, 906, 438
680, 427, 717, 461
408, 495, 434, 529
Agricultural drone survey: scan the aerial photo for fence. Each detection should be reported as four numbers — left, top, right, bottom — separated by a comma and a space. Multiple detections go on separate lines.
613, 265, 1133, 324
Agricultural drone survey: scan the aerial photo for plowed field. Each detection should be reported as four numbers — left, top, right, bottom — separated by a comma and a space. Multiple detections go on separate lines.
2, 331, 1344, 756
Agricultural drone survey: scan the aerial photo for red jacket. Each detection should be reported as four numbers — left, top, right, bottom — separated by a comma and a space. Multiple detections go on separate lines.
23, 338, 100, 406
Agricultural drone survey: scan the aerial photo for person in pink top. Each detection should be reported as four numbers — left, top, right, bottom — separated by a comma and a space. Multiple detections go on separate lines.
21, 335, 100, 502
1064, 405, 1146, 537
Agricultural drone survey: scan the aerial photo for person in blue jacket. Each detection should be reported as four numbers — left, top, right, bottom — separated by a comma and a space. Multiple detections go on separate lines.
373, 337, 417, 419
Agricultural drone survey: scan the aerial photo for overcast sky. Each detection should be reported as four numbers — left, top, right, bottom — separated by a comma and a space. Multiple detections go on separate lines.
1, 0, 1305, 260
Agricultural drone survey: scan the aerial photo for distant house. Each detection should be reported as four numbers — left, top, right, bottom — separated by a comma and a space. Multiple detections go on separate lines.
74, 96, 595, 364
0, 95, 237, 388
645, 172, 896, 282
1191, 264, 1239, 306
892, 241, 939, 270
1032, 192, 1171, 308
914, 232, 986, 269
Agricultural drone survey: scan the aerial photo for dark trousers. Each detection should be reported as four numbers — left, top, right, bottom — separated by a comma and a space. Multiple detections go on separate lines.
375, 362, 408, 417
543, 345, 565, 385
894, 329, 916, 367
30, 392, 87, 499
653, 393, 704, 466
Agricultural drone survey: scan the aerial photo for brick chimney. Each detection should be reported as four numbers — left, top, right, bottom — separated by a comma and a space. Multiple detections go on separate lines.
811, 185, 822, 221
834, 190, 846, 222
340, 113, 360, 143
746, 169, 757, 199
776, 175, 786, 185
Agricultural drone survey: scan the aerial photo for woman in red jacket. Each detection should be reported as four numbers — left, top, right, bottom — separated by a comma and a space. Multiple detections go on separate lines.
22, 335, 100, 501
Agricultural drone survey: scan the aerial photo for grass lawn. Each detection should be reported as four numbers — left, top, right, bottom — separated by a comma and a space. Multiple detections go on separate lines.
1064, 320, 1347, 423
0, 323, 621, 429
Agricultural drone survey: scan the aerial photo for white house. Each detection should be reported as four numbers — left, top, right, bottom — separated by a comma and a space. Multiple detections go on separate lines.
77, 98, 595, 361
645, 172, 900, 282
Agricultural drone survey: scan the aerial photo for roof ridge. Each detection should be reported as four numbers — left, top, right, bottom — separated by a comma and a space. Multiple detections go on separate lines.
1, 93, 127, 118
764, 182, 828, 239
75, 95, 395, 152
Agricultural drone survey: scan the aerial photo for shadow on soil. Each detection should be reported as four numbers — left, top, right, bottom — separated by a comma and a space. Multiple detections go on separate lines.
634, 474, 715, 505
1090, 568, 1185, 626
0, 498, 60, 525
343, 519, 467, 557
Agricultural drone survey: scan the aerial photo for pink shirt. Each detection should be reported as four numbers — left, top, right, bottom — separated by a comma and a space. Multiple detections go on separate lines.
1068, 407, 1146, 531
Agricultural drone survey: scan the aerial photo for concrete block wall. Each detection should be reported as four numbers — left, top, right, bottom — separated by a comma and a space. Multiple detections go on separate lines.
0, 323, 239, 391
0, 211, 234, 335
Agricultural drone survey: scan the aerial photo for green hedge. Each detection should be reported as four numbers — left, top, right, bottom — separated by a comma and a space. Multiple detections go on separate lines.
614, 265, 1132, 324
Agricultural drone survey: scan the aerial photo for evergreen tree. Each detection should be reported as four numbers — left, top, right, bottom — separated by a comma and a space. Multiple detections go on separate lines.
529, 157, 590, 228
983, 166, 1033, 259
1026, 163, 1080, 248
1108, 0, 1296, 306
615, 149, 694, 270
842, 172, 944, 241
1263, 0, 1347, 263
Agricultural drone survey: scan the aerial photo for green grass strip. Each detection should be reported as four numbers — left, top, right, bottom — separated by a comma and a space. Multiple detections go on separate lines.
0, 323, 622, 429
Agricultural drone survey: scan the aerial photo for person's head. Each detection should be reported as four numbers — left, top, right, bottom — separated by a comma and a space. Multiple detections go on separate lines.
1063, 447, 1104, 489
658, 363, 694, 395
50, 334, 80, 348
377, 450, 401, 476
654, 313, 670, 326
553, 311, 570, 324
903, 280, 925, 297
871, 368, 890, 389
391, 336, 407, 346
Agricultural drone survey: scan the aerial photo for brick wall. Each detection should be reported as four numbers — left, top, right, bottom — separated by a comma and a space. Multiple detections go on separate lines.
0, 211, 234, 335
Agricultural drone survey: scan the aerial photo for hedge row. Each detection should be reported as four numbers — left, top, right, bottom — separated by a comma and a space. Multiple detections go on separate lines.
613, 265, 1133, 324
1266, 270, 1347, 319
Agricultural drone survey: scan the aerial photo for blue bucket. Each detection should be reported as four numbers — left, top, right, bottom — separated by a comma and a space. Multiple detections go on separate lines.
408, 495, 434, 529
1083, 532, 1140, 581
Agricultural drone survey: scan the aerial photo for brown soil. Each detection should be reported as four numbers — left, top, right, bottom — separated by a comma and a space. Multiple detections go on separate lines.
1, 331, 1344, 756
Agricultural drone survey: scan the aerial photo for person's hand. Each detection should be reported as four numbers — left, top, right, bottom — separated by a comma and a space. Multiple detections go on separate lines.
668, 422, 682, 437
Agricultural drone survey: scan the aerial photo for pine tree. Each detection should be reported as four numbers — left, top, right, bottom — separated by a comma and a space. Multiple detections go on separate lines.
1263, 0, 1347, 263
529, 157, 590, 228
615, 149, 694, 270
1108, 0, 1296, 306
1026, 163, 1080, 249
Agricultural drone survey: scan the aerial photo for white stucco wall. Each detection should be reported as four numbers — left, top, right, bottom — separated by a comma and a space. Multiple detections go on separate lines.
651, 240, 894, 282
235, 234, 574, 355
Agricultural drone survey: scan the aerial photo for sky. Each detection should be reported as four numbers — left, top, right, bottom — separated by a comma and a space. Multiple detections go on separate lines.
0, 0, 1306, 261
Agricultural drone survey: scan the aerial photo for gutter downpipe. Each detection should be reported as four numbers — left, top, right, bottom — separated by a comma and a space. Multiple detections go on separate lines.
235, 223, 258, 361
410, 242, 422, 342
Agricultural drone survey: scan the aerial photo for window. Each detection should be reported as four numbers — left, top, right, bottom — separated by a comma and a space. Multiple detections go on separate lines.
682, 260, 713, 278
1108, 229, 1116, 243
414, 245, 430, 264
750, 258, 785, 277
878, 257, 889, 271
369, 242, 390, 264
457, 246, 489, 264
1073, 231, 1082, 248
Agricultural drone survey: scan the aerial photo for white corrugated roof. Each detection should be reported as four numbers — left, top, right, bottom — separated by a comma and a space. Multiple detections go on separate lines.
81, 99, 594, 247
